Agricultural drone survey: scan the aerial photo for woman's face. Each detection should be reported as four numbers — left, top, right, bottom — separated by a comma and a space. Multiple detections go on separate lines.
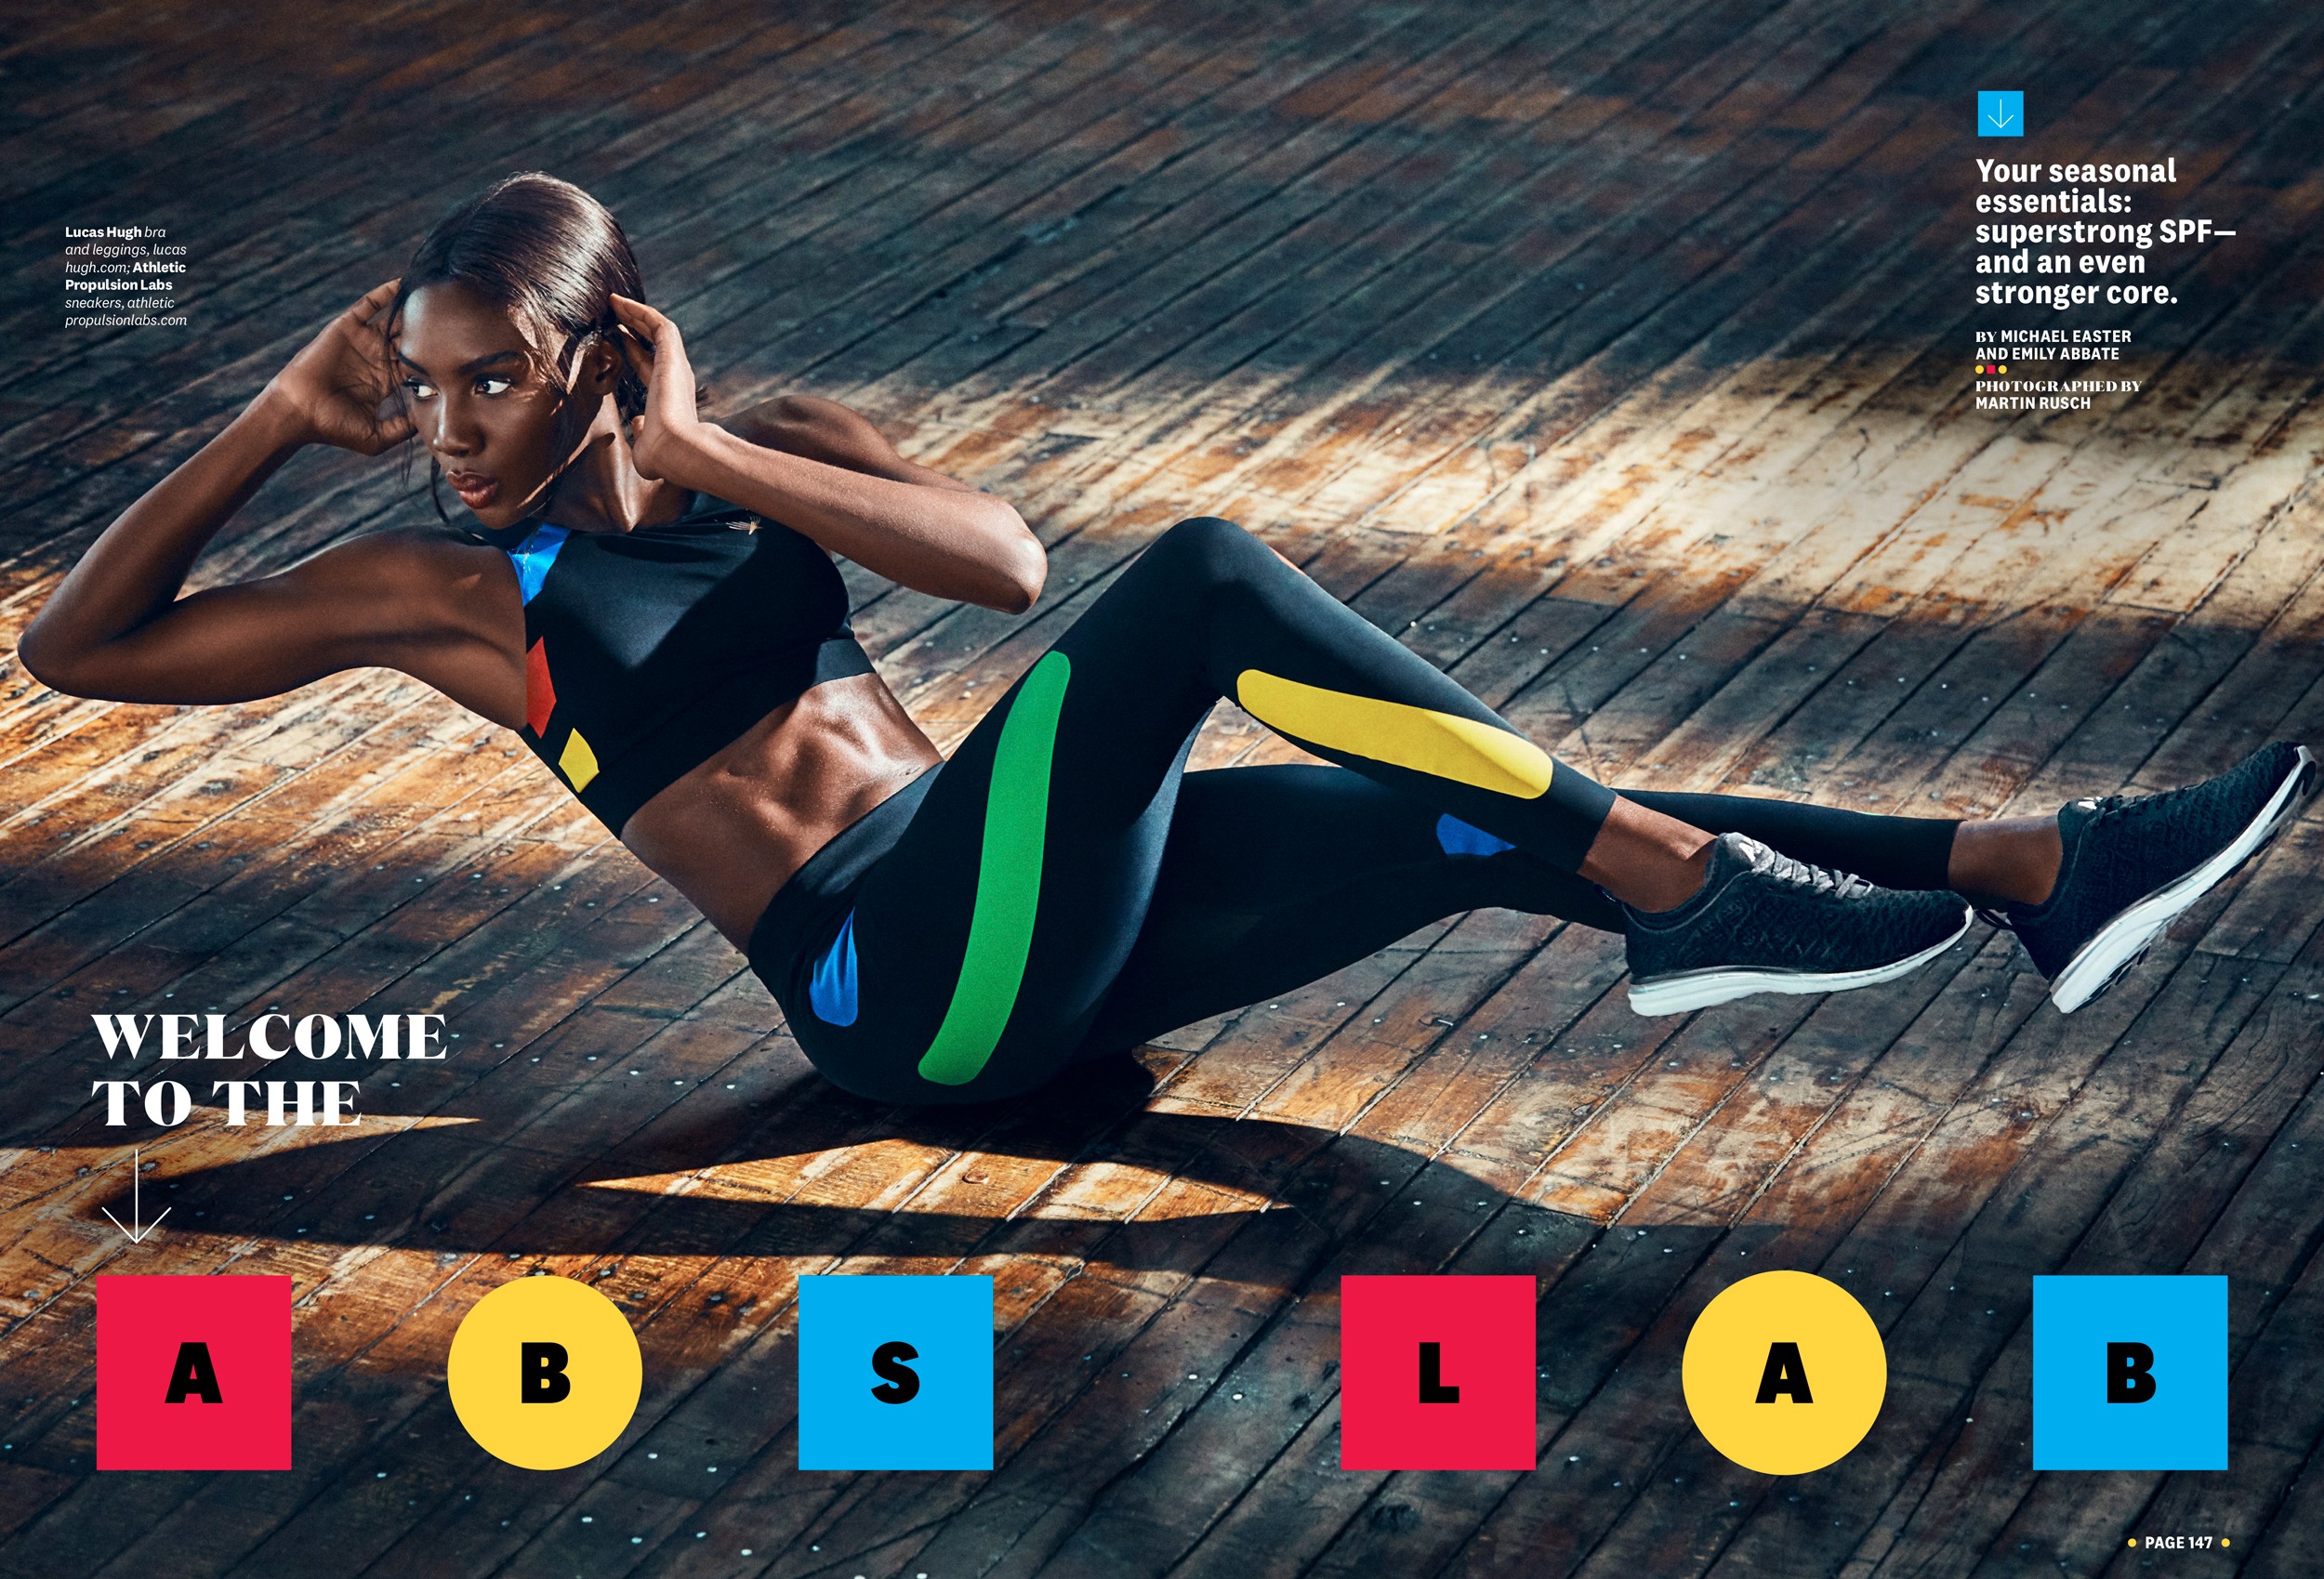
393, 282, 607, 529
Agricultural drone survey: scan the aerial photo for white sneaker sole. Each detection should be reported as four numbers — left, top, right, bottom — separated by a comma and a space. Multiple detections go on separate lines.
1627, 904, 1974, 1016
2048, 743, 2318, 1014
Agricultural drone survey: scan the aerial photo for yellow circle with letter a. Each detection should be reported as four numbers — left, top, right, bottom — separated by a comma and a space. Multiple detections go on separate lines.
1682, 1270, 1886, 1475
447, 1275, 642, 1469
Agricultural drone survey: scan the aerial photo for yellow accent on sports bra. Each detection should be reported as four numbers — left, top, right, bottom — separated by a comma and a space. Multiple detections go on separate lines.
559, 730, 601, 792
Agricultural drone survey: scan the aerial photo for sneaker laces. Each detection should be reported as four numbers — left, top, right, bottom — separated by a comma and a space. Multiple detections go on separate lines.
2067, 762, 2262, 877
1743, 840, 1877, 901
2074, 751, 2269, 841
2075, 786, 2166, 836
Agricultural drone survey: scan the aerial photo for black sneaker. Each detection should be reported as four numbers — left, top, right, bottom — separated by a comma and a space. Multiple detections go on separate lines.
2004, 741, 2317, 1012
1622, 833, 1974, 1015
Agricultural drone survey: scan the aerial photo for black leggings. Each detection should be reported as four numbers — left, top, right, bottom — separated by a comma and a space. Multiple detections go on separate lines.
746, 518, 1959, 1105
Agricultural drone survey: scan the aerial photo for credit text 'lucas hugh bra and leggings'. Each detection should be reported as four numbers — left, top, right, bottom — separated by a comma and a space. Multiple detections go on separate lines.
479, 501, 1962, 1106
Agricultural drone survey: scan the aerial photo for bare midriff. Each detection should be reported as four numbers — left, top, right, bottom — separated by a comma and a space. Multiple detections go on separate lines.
616, 670, 944, 947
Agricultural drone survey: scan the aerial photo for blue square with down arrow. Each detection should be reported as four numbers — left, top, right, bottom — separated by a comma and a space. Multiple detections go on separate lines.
1978, 91, 2025, 138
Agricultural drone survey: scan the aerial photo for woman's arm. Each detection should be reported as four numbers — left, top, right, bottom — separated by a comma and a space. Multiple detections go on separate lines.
724, 392, 981, 493
19, 283, 518, 718
20, 392, 313, 694
610, 295, 1046, 614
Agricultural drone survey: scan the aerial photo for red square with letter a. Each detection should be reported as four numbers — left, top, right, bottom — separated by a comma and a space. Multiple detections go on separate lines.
1340, 1274, 1535, 1470
97, 1275, 292, 1469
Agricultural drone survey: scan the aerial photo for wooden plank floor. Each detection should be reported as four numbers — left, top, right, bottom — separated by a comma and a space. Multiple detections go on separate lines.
5, 2, 2324, 1574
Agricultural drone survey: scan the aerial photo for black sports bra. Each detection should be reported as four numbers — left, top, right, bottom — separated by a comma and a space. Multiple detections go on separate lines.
467, 493, 874, 835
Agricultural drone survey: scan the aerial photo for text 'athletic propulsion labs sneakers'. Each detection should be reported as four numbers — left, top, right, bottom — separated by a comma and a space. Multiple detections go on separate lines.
2002, 741, 2318, 1013
1620, 833, 1974, 1015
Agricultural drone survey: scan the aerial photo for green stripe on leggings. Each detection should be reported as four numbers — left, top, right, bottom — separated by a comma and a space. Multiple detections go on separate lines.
917, 651, 1072, 1086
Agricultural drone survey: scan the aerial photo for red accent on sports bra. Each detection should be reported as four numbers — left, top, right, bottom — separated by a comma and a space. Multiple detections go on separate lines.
523, 638, 555, 735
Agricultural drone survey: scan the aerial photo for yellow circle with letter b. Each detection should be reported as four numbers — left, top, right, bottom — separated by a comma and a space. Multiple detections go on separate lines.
447, 1275, 642, 1469
1682, 1270, 1885, 1475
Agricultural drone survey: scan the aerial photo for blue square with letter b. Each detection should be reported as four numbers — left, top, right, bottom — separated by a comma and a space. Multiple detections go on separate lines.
798, 1274, 993, 1470
2031, 1275, 2225, 1470
1978, 91, 2025, 138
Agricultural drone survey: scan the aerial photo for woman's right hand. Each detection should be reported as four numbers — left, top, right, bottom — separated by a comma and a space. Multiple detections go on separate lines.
257, 279, 416, 454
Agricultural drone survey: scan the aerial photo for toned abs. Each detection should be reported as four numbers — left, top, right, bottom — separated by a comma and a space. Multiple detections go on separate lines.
621, 671, 941, 945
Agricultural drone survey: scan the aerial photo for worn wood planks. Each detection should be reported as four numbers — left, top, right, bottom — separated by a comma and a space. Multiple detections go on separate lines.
5, 2, 2322, 1575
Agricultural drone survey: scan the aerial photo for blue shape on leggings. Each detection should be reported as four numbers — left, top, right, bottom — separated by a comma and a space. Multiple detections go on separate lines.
506, 523, 571, 605
809, 909, 859, 1026
1435, 813, 1515, 857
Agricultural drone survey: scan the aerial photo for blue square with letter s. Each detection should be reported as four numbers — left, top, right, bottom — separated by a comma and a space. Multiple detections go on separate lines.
798, 1274, 994, 1470
2032, 1275, 2225, 1470
1978, 91, 2025, 138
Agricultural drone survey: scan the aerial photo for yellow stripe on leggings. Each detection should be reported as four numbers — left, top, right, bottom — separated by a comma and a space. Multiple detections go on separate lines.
1235, 669, 1555, 799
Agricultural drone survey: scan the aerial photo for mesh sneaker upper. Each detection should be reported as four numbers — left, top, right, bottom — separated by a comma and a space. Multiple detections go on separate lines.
2007, 741, 2311, 979
1623, 833, 1969, 982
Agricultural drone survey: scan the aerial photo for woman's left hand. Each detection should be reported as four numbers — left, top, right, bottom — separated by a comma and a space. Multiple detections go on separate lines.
608, 293, 702, 482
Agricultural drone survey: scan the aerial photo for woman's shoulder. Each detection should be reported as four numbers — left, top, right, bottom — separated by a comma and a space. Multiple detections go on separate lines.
346, 522, 511, 562
284, 526, 511, 599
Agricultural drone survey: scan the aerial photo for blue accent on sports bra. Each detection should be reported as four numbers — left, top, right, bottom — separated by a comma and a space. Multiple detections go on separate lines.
1435, 813, 1515, 857
808, 909, 859, 1025
507, 523, 570, 605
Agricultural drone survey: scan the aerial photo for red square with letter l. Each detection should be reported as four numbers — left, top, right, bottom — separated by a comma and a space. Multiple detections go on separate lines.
1340, 1274, 1536, 1470
97, 1274, 292, 1470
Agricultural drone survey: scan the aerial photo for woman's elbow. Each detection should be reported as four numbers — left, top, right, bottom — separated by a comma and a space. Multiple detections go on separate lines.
1002, 545, 1045, 614
987, 504, 1045, 614
15, 621, 86, 696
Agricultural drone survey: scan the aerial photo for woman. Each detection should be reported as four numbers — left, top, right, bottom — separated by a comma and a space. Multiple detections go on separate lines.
22, 174, 2315, 1105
